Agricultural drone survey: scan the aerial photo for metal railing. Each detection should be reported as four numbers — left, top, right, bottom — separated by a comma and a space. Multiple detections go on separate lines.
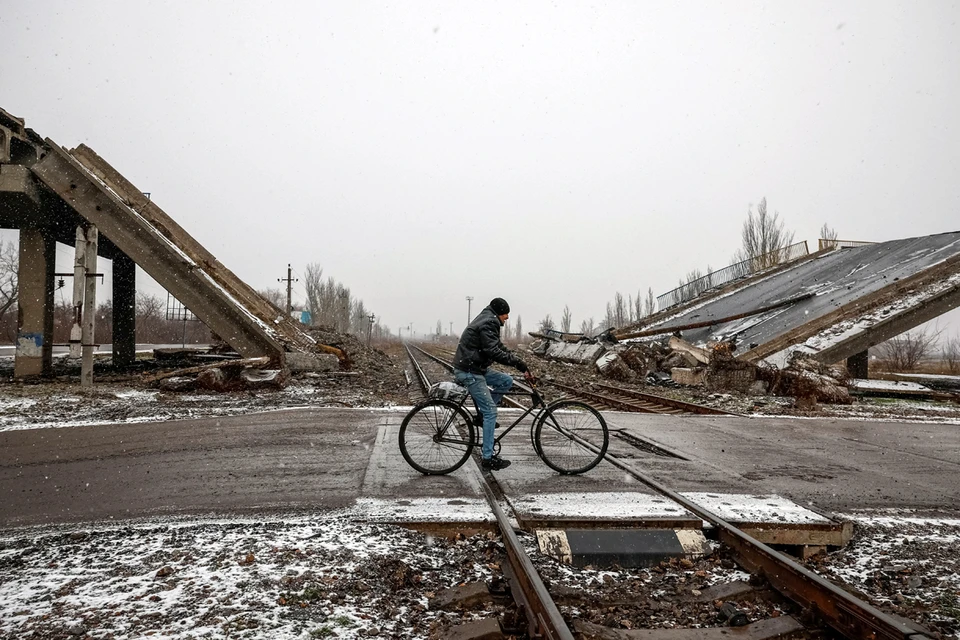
657, 241, 809, 310
818, 238, 875, 251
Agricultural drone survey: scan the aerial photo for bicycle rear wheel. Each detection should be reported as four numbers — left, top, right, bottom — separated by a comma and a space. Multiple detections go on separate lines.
534, 400, 608, 474
399, 400, 476, 475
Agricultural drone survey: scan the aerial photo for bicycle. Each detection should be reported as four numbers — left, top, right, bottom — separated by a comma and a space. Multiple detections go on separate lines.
398, 377, 609, 475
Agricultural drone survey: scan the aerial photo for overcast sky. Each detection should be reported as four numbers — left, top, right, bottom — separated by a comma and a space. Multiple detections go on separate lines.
3, 1, 959, 338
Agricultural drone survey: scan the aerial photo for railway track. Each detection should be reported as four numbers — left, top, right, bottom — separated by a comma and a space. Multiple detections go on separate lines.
549, 380, 732, 415
403, 343, 573, 639
401, 343, 933, 639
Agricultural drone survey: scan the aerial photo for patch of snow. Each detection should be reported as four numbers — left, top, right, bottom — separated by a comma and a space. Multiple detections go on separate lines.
850, 379, 932, 392
681, 493, 832, 525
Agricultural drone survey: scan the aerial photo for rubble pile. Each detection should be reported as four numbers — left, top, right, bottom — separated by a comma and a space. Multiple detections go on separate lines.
526, 331, 855, 409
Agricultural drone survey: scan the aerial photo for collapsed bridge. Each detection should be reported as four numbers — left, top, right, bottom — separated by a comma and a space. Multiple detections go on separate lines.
618, 232, 960, 377
0, 107, 336, 380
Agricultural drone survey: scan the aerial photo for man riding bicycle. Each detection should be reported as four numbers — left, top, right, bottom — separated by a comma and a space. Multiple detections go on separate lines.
452, 297, 534, 471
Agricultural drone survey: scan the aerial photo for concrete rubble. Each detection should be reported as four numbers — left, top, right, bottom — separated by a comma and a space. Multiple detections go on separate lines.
527, 330, 859, 407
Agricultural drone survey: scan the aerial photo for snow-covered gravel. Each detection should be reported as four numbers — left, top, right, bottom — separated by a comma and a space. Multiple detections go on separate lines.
2, 511, 958, 639
0, 513, 501, 640
809, 512, 960, 639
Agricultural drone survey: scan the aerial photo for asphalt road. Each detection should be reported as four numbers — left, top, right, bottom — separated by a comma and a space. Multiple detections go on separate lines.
2, 409, 958, 529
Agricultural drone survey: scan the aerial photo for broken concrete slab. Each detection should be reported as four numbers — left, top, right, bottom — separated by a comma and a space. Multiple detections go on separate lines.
596, 352, 635, 381
704, 367, 757, 393
672, 368, 705, 386
545, 340, 606, 365
668, 336, 712, 365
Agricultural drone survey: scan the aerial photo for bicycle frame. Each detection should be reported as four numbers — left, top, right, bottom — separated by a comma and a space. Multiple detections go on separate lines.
457, 380, 550, 446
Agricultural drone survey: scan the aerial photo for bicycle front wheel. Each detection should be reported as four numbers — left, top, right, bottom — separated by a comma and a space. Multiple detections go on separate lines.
399, 400, 476, 475
534, 401, 608, 475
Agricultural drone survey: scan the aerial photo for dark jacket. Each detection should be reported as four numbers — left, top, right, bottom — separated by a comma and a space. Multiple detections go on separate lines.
453, 306, 526, 375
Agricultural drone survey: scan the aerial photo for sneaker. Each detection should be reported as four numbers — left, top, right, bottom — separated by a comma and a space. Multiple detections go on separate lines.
481, 456, 511, 471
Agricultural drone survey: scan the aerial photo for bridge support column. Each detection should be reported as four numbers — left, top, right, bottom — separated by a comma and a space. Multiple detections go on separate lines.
80, 225, 98, 387
14, 228, 55, 378
846, 350, 869, 379
112, 251, 136, 367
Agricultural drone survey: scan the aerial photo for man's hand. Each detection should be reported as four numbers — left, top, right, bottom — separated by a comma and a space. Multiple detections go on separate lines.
523, 370, 537, 384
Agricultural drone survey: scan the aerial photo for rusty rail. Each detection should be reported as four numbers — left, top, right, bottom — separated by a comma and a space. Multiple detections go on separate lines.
598, 450, 932, 640
404, 346, 574, 639
403, 344, 432, 394
590, 382, 733, 415
545, 380, 729, 415
405, 348, 929, 638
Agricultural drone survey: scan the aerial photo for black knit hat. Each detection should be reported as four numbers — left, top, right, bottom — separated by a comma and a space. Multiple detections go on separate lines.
490, 297, 510, 315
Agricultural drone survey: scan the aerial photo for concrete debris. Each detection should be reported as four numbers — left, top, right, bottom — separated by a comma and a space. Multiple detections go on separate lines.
540, 340, 607, 365
667, 336, 711, 365
595, 352, 635, 381
145, 356, 272, 384
756, 355, 852, 407
285, 351, 340, 372
530, 331, 861, 406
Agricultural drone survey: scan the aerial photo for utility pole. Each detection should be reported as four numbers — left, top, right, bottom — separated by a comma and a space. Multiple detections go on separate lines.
278, 264, 297, 316
367, 313, 375, 347
466, 296, 473, 324
449, 321, 453, 336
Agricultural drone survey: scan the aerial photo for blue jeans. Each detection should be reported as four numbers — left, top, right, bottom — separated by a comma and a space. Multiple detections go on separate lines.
454, 368, 514, 459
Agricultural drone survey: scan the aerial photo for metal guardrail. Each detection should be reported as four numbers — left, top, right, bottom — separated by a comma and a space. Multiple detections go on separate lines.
657, 241, 810, 310
818, 238, 876, 251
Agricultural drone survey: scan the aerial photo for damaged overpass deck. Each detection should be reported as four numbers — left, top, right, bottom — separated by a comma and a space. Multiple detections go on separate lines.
1, 107, 333, 378
623, 232, 960, 367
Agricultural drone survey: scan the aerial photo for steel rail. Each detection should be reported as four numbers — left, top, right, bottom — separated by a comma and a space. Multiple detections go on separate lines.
403, 343, 432, 394
404, 348, 926, 638
590, 382, 734, 415
565, 437, 932, 639
546, 380, 688, 414
478, 480, 575, 640
404, 345, 575, 639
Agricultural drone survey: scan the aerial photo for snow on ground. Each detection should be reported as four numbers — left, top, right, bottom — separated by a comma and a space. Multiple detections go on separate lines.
849, 379, 933, 392
0, 512, 500, 640
4, 510, 955, 638
810, 511, 960, 639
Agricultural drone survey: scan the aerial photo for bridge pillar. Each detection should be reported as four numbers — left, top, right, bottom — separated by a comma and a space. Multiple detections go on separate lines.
14, 228, 55, 377
846, 350, 869, 379
112, 251, 136, 366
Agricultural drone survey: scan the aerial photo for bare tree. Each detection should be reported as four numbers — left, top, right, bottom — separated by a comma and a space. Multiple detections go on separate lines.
603, 303, 615, 330
0, 238, 17, 319
514, 315, 523, 341
436, 319, 442, 336
580, 317, 596, 337
135, 293, 165, 342
539, 314, 555, 333
736, 198, 795, 269
633, 290, 643, 321
258, 287, 287, 312
644, 287, 656, 317
943, 336, 960, 374
560, 305, 572, 333
820, 223, 839, 250
613, 292, 628, 327
877, 329, 941, 372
